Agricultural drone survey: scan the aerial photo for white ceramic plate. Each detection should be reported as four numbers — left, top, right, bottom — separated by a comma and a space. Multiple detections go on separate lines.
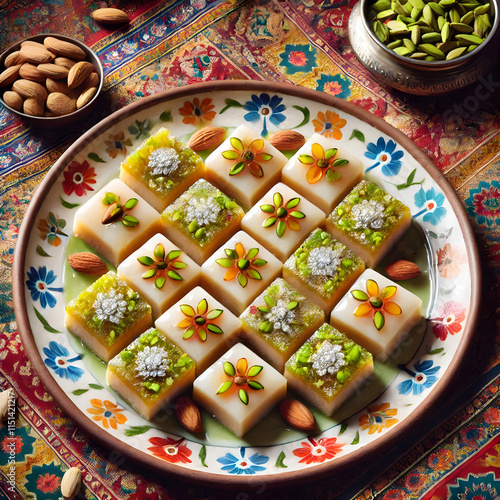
14, 81, 480, 487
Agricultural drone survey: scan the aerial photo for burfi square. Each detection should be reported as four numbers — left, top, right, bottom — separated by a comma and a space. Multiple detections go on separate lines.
330, 268, 423, 361
65, 272, 152, 362
281, 133, 364, 214
240, 278, 325, 372
193, 343, 287, 438
161, 179, 244, 266
106, 328, 195, 420
241, 182, 326, 262
73, 178, 161, 267
120, 128, 204, 212
201, 230, 282, 316
204, 124, 288, 210
116, 233, 201, 319
284, 323, 373, 416
326, 180, 411, 268
283, 229, 365, 314
155, 286, 241, 375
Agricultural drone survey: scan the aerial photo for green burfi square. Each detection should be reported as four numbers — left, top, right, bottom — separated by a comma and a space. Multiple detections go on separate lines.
240, 278, 325, 372
106, 328, 195, 420
284, 323, 373, 416
283, 229, 365, 313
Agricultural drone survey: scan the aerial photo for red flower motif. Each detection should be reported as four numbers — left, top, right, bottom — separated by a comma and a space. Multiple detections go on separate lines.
428, 448, 453, 471
1, 435, 22, 454
432, 301, 467, 341
292, 436, 344, 464
404, 472, 427, 492
437, 243, 466, 279
36, 473, 60, 493
62, 160, 97, 197
485, 408, 500, 425
147, 436, 192, 464
179, 97, 216, 126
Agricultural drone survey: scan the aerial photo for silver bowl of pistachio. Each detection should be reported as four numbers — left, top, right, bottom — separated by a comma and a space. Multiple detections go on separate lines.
349, 0, 499, 94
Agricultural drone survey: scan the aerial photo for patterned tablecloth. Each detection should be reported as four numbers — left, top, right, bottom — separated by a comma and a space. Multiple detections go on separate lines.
1, 1, 500, 498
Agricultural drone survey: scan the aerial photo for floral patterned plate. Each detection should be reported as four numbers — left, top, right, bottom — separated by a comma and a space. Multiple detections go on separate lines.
13, 81, 480, 487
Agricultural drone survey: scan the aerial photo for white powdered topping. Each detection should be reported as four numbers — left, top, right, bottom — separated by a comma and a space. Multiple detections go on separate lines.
312, 341, 346, 376
351, 199, 385, 229
148, 147, 181, 176
186, 197, 221, 226
308, 246, 343, 276
135, 346, 169, 378
93, 291, 128, 324
265, 299, 296, 334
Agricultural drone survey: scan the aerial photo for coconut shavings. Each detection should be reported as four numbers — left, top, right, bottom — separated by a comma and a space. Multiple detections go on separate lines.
312, 341, 346, 376
186, 196, 221, 226
93, 291, 128, 324
148, 147, 181, 176
308, 246, 343, 276
134, 345, 170, 378
351, 199, 386, 229
264, 299, 296, 334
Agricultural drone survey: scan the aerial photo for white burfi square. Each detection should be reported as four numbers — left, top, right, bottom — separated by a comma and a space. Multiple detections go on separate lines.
116, 233, 201, 319
240, 278, 325, 372
204, 125, 288, 210
106, 328, 196, 420
329, 268, 423, 361
73, 178, 161, 267
201, 231, 282, 316
155, 286, 241, 375
281, 133, 364, 214
241, 182, 326, 262
193, 343, 287, 438
284, 323, 374, 416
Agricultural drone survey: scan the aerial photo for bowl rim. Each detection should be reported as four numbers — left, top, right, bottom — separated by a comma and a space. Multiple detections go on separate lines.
0, 32, 104, 122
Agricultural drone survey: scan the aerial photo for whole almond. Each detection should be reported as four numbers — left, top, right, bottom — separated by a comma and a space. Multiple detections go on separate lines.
54, 56, 77, 70
0, 65, 21, 88
67, 61, 94, 89
20, 40, 46, 49
60, 467, 81, 500
3, 90, 23, 111
385, 260, 422, 281
4, 50, 26, 68
76, 86, 97, 109
187, 126, 226, 151
279, 399, 316, 431
81, 72, 99, 91
12, 79, 47, 101
0, 388, 16, 421
68, 252, 107, 275
268, 130, 306, 150
20, 44, 55, 64
91, 7, 130, 24
43, 36, 86, 61
46, 77, 70, 94
37, 63, 69, 79
176, 396, 202, 433
46, 92, 76, 116
23, 97, 44, 116
19, 62, 46, 83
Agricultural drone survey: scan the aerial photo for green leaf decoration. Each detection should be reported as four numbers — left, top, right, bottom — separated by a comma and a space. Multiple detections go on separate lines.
339, 423, 348, 435
230, 137, 244, 150
207, 309, 223, 320
333, 158, 349, 167
217, 380, 233, 395
276, 220, 286, 238
124, 198, 138, 210
34, 307, 62, 333
264, 295, 276, 308
141, 268, 156, 279
183, 328, 195, 339
103, 192, 119, 205
259, 321, 273, 333
374, 310, 385, 331
220, 98, 244, 114
429, 347, 445, 355
273, 192, 283, 207
239, 389, 249, 405
137, 255, 155, 266
247, 269, 262, 280
60, 197, 80, 209
326, 169, 342, 182
260, 204, 275, 213
197, 299, 208, 315
36, 245, 51, 257
167, 249, 182, 260
207, 324, 223, 334
155, 276, 166, 289
125, 425, 154, 437
72, 388, 89, 396
229, 162, 245, 175
253, 258, 267, 267
238, 273, 248, 287
289, 210, 305, 219
223, 361, 235, 376
88, 383, 103, 390
88, 152, 106, 163
286, 197, 300, 209
122, 215, 139, 227
351, 289, 369, 301
247, 365, 263, 377
276, 451, 288, 468
349, 129, 365, 142
246, 248, 259, 260
248, 380, 264, 390
325, 148, 338, 160
222, 150, 239, 160
198, 329, 207, 342
199, 445, 208, 467
287, 301, 298, 310
292, 105, 310, 128
172, 261, 187, 270
298, 154, 314, 164
260, 153, 273, 162
167, 270, 183, 281
225, 248, 239, 260
216, 258, 234, 268
396, 168, 424, 190
160, 110, 172, 122
263, 216, 277, 228
351, 431, 360, 445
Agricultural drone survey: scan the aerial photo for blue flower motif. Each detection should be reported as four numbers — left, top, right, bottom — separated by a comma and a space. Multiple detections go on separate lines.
43, 341, 84, 382
217, 447, 269, 475
397, 359, 440, 396
413, 187, 447, 225
243, 93, 286, 136
280, 44, 317, 74
364, 137, 404, 176
448, 472, 500, 499
316, 73, 351, 99
26, 266, 63, 308
464, 180, 500, 227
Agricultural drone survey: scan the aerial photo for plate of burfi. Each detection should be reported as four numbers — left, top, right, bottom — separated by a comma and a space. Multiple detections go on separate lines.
13, 81, 480, 487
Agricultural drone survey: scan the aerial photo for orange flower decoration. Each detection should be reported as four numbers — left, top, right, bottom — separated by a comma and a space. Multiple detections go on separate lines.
351, 279, 402, 331
87, 399, 127, 430
437, 243, 466, 279
179, 97, 216, 126
359, 402, 398, 434
221, 137, 273, 177
298, 143, 348, 184
312, 110, 347, 140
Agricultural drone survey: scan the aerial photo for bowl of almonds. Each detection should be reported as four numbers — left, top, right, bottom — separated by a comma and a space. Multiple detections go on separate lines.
348, 0, 499, 94
0, 33, 103, 125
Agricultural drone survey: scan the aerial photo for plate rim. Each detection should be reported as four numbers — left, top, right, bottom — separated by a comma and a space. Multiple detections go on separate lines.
12, 80, 482, 488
